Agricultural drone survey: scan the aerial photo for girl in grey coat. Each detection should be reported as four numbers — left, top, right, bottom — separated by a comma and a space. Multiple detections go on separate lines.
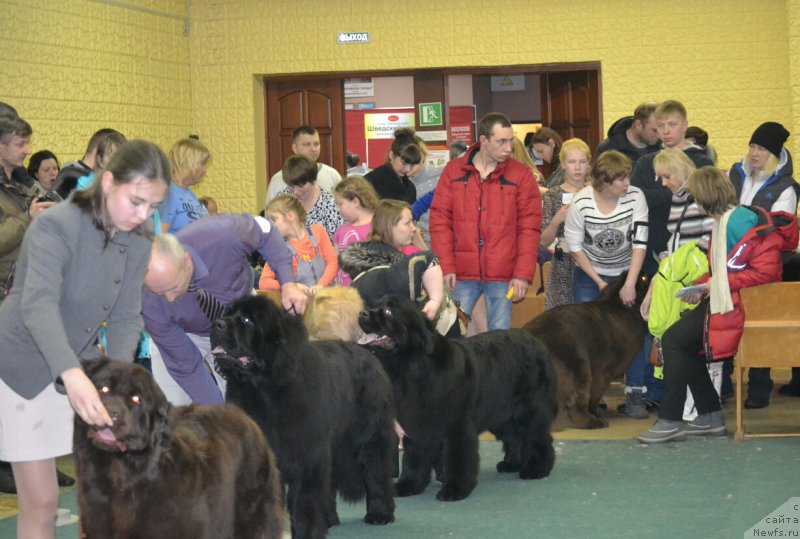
0, 140, 169, 538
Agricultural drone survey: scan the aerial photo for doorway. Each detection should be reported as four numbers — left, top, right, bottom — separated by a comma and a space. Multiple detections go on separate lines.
263, 62, 602, 181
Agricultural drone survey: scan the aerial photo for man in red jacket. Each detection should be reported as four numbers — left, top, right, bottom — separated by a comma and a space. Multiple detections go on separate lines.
430, 112, 541, 330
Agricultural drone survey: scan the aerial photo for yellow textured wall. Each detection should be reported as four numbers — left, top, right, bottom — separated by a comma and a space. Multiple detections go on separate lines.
0, 0, 192, 170
188, 0, 796, 213
3, 1, 796, 214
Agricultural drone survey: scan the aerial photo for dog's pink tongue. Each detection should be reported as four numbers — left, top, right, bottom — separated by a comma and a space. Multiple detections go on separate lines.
94, 428, 117, 443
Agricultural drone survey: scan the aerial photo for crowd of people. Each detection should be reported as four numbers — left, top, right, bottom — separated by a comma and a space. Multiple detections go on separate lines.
0, 98, 799, 538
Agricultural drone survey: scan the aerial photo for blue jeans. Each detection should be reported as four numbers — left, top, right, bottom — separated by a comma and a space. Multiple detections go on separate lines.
453, 280, 512, 331
572, 267, 617, 304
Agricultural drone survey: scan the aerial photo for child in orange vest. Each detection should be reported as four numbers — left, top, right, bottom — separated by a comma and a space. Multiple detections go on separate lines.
259, 194, 339, 296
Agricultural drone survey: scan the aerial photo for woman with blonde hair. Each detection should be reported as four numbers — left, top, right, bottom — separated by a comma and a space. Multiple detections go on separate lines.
333, 177, 380, 285
638, 166, 798, 443
159, 137, 212, 232
511, 136, 546, 190
727, 122, 800, 405
540, 138, 591, 309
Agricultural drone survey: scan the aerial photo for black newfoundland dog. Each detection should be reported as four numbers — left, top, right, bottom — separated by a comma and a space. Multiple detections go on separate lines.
360, 295, 557, 502
74, 358, 283, 539
210, 295, 396, 539
523, 271, 649, 429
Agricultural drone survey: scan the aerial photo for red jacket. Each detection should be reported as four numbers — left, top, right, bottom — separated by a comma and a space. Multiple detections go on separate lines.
697, 207, 799, 360
429, 144, 541, 282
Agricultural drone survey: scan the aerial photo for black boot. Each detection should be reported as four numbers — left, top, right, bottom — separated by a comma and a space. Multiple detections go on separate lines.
56, 469, 75, 487
778, 367, 800, 396
0, 465, 16, 494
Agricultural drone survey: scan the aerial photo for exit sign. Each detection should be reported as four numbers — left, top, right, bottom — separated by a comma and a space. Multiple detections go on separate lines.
338, 32, 370, 44
418, 102, 442, 127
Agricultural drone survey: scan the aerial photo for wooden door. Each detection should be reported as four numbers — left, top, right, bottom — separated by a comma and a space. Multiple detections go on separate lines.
540, 70, 602, 155
264, 79, 345, 178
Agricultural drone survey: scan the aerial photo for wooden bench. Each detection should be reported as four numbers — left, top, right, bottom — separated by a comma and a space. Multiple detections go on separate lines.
734, 281, 800, 440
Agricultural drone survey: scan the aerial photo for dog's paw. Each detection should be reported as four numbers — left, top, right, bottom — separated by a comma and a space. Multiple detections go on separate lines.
435, 483, 473, 502
519, 465, 551, 480
364, 511, 395, 525
496, 460, 521, 473
588, 416, 609, 429
325, 512, 340, 528
394, 479, 426, 497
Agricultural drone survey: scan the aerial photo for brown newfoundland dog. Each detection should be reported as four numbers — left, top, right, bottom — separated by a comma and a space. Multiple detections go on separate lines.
210, 295, 396, 539
359, 295, 557, 502
74, 358, 284, 539
524, 271, 649, 429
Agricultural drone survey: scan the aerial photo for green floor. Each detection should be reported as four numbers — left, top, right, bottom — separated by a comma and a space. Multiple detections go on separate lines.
1, 438, 798, 539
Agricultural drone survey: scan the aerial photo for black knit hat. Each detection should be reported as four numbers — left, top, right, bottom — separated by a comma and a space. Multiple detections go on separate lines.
749, 122, 789, 158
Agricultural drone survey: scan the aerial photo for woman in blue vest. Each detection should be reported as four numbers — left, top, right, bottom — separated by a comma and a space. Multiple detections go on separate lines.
728, 122, 800, 407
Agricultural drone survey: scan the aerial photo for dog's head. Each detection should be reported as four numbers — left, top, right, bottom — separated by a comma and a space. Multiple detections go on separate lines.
359, 295, 435, 354
211, 294, 305, 386
79, 357, 172, 454
304, 286, 365, 342
599, 271, 650, 308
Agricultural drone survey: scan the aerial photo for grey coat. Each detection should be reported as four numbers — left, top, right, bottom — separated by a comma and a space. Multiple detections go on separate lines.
0, 200, 152, 399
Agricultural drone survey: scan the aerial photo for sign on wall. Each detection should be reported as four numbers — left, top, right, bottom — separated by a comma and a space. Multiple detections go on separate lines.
338, 32, 370, 44
418, 102, 443, 127
344, 78, 375, 98
449, 105, 476, 145
490, 74, 525, 92
364, 112, 415, 140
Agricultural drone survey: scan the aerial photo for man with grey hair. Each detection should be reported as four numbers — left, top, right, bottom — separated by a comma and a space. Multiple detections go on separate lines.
143, 213, 305, 405
0, 110, 54, 302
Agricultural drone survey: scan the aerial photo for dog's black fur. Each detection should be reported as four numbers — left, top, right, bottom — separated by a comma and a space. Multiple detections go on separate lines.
210, 295, 396, 539
524, 271, 649, 429
74, 358, 283, 539
359, 295, 557, 502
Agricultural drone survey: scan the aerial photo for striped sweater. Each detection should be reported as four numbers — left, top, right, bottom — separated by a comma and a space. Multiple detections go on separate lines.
565, 185, 649, 276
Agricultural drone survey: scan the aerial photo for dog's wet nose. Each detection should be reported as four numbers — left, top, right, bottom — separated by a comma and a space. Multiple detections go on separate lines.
109, 409, 119, 423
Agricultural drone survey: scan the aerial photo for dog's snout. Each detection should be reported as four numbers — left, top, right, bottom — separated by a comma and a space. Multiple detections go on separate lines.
359, 310, 369, 322
213, 319, 227, 332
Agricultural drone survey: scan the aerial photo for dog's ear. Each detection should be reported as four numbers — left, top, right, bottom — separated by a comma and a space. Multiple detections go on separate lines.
81, 356, 110, 380
149, 397, 174, 449
409, 312, 435, 354
271, 311, 303, 385
145, 399, 175, 480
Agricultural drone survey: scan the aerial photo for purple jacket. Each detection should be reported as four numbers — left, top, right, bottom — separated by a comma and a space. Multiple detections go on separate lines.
143, 214, 293, 404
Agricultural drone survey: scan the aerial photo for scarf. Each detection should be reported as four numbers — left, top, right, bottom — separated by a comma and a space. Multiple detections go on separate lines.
709, 208, 735, 315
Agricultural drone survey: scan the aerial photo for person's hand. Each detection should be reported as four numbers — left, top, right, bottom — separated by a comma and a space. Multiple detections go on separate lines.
596, 280, 608, 293
683, 282, 709, 304
443, 273, 457, 291
61, 367, 112, 427
640, 282, 653, 320
421, 298, 441, 320
308, 285, 323, 297
553, 204, 570, 225
29, 199, 55, 219
509, 278, 529, 302
281, 282, 308, 314
619, 283, 636, 307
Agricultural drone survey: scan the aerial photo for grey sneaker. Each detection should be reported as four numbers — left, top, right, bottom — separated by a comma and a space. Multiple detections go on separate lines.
623, 388, 649, 419
637, 419, 687, 444
685, 410, 727, 436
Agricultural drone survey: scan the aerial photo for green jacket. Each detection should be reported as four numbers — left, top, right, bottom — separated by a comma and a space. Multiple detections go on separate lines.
0, 171, 33, 300
648, 241, 708, 339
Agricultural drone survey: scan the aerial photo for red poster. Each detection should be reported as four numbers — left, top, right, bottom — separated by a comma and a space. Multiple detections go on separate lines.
449, 106, 476, 145
345, 108, 416, 169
